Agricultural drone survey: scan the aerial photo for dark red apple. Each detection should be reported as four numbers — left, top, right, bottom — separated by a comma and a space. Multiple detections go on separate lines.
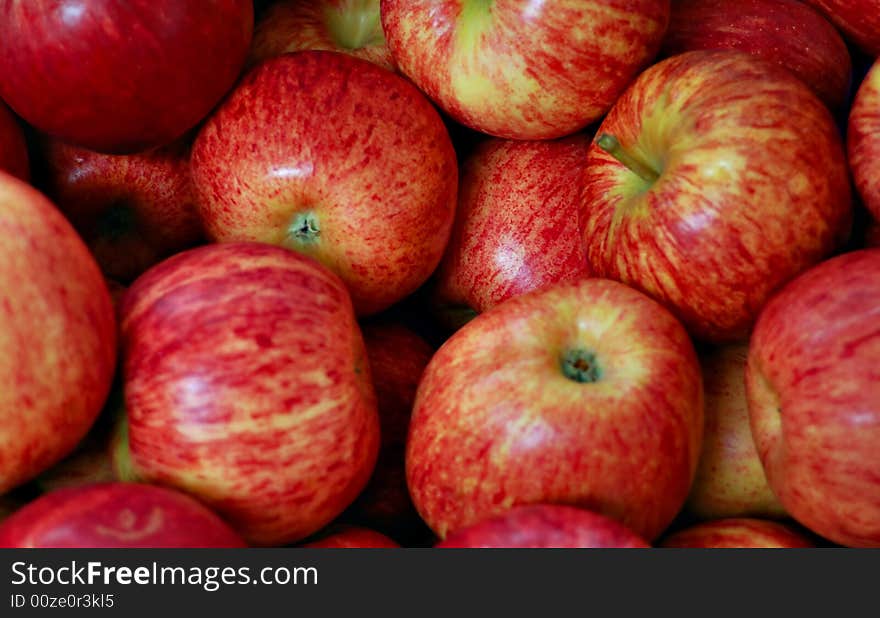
803, 0, 880, 57
0, 483, 246, 548
302, 525, 400, 548
0, 0, 253, 153
0, 99, 28, 180
116, 242, 380, 546
40, 138, 204, 283
437, 505, 650, 548
660, 518, 815, 548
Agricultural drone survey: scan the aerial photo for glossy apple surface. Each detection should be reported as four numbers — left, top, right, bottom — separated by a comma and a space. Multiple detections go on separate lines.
192, 51, 457, 316
850, 60, 880, 223
437, 505, 650, 548
582, 51, 852, 343
803, 0, 880, 57
0, 483, 246, 548
0, 100, 28, 180
302, 525, 399, 548
117, 242, 380, 546
408, 278, 703, 541
0, 0, 253, 153
746, 249, 880, 547
660, 518, 814, 548
662, 0, 851, 110
381, 0, 670, 140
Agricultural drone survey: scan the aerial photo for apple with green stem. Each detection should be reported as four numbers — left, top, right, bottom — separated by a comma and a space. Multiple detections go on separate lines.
850, 59, 880, 223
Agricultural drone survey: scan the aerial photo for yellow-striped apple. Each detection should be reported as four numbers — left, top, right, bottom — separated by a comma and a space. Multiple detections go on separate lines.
0, 100, 28, 180
381, 0, 670, 140
0, 483, 246, 548
116, 242, 380, 546
191, 51, 457, 316
746, 249, 880, 547
850, 60, 880, 222
802, 0, 880, 57
431, 135, 592, 327
686, 344, 785, 520
407, 278, 703, 541
249, 0, 393, 70
436, 505, 650, 548
0, 172, 117, 494
660, 518, 815, 548
0, 0, 253, 154
582, 51, 852, 343
40, 138, 204, 283
302, 525, 400, 548
662, 0, 852, 110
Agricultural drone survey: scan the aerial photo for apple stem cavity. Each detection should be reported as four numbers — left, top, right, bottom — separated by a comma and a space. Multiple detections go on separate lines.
325, 0, 385, 50
596, 134, 660, 184
288, 212, 321, 245
561, 349, 602, 384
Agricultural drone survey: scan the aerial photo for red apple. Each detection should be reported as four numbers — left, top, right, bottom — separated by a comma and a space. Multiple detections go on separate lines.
802, 0, 880, 57
0, 483, 246, 548
0, 172, 117, 494
432, 135, 592, 323
40, 138, 204, 283
116, 242, 380, 546
302, 525, 400, 548
746, 249, 880, 547
0, 100, 28, 180
0, 0, 253, 153
381, 0, 670, 140
661, 0, 852, 111
191, 51, 458, 316
850, 60, 880, 223
582, 51, 852, 343
686, 343, 786, 520
660, 518, 815, 548
437, 505, 650, 549
249, 0, 393, 71
407, 278, 703, 541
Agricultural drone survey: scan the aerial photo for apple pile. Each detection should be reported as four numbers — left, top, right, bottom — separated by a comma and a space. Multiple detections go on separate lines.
0, 0, 877, 550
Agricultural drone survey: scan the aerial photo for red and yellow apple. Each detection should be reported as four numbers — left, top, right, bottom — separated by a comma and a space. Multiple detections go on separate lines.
803, 0, 880, 57
850, 60, 880, 223
581, 51, 852, 343
302, 525, 400, 548
660, 518, 814, 548
0, 100, 28, 180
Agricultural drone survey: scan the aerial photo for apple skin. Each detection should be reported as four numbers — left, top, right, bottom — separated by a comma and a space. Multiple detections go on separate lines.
0, 0, 253, 154
0, 100, 28, 181
437, 505, 650, 549
0, 172, 117, 494
746, 249, 880, 547
249, 0, 393, 71
802, 0, 880, 58
582, 51, 852, 343
407, 278, 703, 541
660, 518, 814, 548
40, 138, 204, 283
117, 242, 380, 546
686, 343, 785, 520
381, 0, 670, 140
191, 51, 457, 316
432, 135, 592, 322
302, 525, 400, 548
0, 483, 246, 548
849, 60, 880, 223
661, 0, 852, 111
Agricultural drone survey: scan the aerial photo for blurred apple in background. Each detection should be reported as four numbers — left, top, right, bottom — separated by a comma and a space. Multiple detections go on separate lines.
40, 138, 204, 283
686, 344, 786, 520
0, 0, 253, 154
116, 243, 380, 546
191, 51, 457, 316
747, 249, 880, 547
302, 525, 400, 548
582, 51, 852, 343
850, 59, 880, 222
381, 0, 670, 139
662, 0, 851, 111
249, 0, 393, 70
0, 483, 246, 548
0, 172, 117, 495
803, 0, 880, 58
431, 135, 591, 330
437, 505, 650, 549
408, 278, 703, 541
660, 518, 815, 548
0, 100, 28, 180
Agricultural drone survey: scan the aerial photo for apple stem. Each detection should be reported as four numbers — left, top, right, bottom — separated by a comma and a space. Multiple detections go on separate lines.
596, 134, 660, 184
561, 349, 602, 384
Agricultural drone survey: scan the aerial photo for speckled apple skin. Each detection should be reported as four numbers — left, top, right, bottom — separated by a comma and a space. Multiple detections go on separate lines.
302, 525, 400, 548
850, 61, 880, 223
191, 51, 457, 316
119, 242, 380, 546
407, 278, 704, 541
582, 51, 852, 343
746, 249, 880, 548
381, 0, 670, 140
0, 173, 117, 494
803, 0, 880, 57
660, 517, 814, 548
